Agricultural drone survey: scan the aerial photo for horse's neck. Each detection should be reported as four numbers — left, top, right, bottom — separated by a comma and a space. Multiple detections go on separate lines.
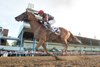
29, 20, 41, 32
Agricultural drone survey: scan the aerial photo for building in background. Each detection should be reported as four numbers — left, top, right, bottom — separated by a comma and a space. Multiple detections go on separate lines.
0, 26, 9, 45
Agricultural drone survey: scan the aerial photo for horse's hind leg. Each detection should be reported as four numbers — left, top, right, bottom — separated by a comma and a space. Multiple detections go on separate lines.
62, 31, 70, 55
63, 40, 69, 55
65, 43, 69, 51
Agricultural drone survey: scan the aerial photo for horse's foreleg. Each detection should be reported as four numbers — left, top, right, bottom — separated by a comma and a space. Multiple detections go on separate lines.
36, 39, 44, 50
42, 42, 49, 54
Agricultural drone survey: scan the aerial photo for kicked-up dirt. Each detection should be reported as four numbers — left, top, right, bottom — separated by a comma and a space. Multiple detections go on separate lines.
0, 56, 100, 67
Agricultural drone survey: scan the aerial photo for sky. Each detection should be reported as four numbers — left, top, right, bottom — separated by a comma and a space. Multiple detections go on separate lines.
0, 0, 100, 39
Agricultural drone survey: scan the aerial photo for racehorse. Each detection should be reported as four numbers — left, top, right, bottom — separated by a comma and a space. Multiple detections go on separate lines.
15, 10, 82, 55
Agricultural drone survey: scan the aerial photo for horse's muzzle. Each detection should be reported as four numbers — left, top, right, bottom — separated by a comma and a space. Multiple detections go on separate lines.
15, 17, 18, 21
15, 17, 20, 21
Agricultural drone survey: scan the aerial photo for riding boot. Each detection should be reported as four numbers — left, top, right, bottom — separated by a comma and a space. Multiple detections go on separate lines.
46, 22, 52, 30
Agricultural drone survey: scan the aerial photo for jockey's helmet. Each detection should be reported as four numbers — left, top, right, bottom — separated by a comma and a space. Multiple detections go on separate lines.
38, 10, 44, 14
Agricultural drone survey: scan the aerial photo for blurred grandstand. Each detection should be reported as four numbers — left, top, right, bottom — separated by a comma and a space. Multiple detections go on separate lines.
0, 27, 9, 45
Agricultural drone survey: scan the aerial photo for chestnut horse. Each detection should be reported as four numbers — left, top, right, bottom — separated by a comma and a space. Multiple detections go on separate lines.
15, 10, 81, 55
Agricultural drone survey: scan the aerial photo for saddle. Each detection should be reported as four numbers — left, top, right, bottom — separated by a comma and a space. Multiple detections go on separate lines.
40, 21, 60, 35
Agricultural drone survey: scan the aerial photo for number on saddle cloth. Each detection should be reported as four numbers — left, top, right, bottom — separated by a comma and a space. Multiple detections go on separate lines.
51, 26, 60, 35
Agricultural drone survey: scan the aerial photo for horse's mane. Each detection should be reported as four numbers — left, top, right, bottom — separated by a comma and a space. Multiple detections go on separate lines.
31, 13, 45, 28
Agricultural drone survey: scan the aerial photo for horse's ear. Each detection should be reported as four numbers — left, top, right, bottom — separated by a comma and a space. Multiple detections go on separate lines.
26, 8, 31, 13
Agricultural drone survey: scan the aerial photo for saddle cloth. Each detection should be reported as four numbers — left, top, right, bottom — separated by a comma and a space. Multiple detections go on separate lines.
50, 26, 61, 35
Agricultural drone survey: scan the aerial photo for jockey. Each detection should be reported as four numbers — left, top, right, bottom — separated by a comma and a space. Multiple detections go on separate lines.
38, 10, 55, 30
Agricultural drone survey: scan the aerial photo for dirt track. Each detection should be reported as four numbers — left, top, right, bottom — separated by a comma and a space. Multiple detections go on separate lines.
0, 56, 100, 67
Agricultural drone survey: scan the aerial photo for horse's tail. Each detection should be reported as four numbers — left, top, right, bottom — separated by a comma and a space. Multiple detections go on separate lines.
69, 31, 82, 44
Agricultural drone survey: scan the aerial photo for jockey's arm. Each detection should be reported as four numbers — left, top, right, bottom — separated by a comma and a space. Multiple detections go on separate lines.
43, 14, 49, 22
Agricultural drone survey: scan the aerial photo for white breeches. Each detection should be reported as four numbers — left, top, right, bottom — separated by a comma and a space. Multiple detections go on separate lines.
48, 19, 55, 25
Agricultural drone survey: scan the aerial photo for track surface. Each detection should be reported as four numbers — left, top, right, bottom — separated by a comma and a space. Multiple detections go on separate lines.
0, 56, 100, 67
